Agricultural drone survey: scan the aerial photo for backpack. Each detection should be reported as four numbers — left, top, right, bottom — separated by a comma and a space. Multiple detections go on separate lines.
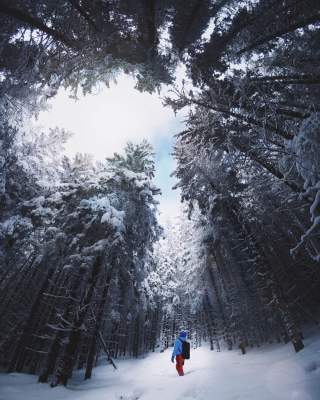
180, 339, 190, 359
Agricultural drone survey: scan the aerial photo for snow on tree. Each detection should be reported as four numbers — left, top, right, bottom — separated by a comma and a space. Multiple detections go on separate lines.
0, 136, 162, 385
289, 113, 320, 260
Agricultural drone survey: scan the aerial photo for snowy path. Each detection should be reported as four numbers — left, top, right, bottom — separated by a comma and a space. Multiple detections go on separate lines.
1, 334, 320, 400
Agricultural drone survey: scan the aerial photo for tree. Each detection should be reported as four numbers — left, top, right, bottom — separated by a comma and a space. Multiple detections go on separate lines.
0, 137, 162, 385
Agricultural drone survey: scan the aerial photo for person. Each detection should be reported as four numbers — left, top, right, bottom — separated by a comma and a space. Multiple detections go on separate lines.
171, 330, 188, 376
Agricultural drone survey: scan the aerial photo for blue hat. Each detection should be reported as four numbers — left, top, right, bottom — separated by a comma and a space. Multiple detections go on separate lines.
179, 331, 187, 338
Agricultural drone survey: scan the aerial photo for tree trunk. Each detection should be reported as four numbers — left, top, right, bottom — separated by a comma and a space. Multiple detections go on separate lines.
85, 265, 114, 380
7, 266, 55, 372
52, 256, 103, 386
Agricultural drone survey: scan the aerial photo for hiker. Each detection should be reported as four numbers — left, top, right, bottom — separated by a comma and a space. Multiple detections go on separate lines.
171, 330, 190, 376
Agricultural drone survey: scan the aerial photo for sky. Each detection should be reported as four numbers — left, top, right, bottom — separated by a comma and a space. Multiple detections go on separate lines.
36, 74, 186, 224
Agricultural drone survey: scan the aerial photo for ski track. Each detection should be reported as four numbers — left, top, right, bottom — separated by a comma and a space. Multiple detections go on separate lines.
1, 333, 320, 400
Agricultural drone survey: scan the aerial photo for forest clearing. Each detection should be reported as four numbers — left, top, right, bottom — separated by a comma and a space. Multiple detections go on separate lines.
1, 331, 320, 400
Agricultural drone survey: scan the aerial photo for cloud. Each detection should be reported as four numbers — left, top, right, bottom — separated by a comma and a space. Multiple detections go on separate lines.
37, 75, 181, 160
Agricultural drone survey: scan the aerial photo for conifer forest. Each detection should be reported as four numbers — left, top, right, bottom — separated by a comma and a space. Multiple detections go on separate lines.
0, 1, 320, 398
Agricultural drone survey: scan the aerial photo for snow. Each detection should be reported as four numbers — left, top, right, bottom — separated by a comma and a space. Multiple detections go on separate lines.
80, 196, 111, 212
287, 113, 320, 258
1, 332, 320, 400
293, 113, 320, 189
0, 215, 33, 236
80, 196, 125, 233
101, 208, 125, 232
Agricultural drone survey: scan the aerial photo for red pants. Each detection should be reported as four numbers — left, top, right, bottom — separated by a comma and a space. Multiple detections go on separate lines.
176, 354, 185, 376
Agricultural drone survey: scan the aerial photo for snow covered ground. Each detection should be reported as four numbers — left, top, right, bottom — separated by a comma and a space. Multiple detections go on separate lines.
1, 332, 320, 400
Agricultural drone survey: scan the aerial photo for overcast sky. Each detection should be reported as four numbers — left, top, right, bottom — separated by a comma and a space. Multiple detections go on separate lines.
37, 74, 186, 224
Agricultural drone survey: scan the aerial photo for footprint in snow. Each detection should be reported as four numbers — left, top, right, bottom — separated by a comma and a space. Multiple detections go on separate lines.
305, 360, 320, 373
116, 389, 143, 400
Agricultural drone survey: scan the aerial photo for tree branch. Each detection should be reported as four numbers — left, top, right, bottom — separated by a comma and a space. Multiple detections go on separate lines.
0, 3, 75, 48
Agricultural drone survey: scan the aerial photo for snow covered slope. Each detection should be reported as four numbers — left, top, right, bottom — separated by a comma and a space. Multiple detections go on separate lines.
1, 333, 320, 400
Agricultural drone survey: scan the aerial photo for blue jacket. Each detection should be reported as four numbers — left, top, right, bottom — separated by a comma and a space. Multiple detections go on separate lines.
172, 336, 186, 359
